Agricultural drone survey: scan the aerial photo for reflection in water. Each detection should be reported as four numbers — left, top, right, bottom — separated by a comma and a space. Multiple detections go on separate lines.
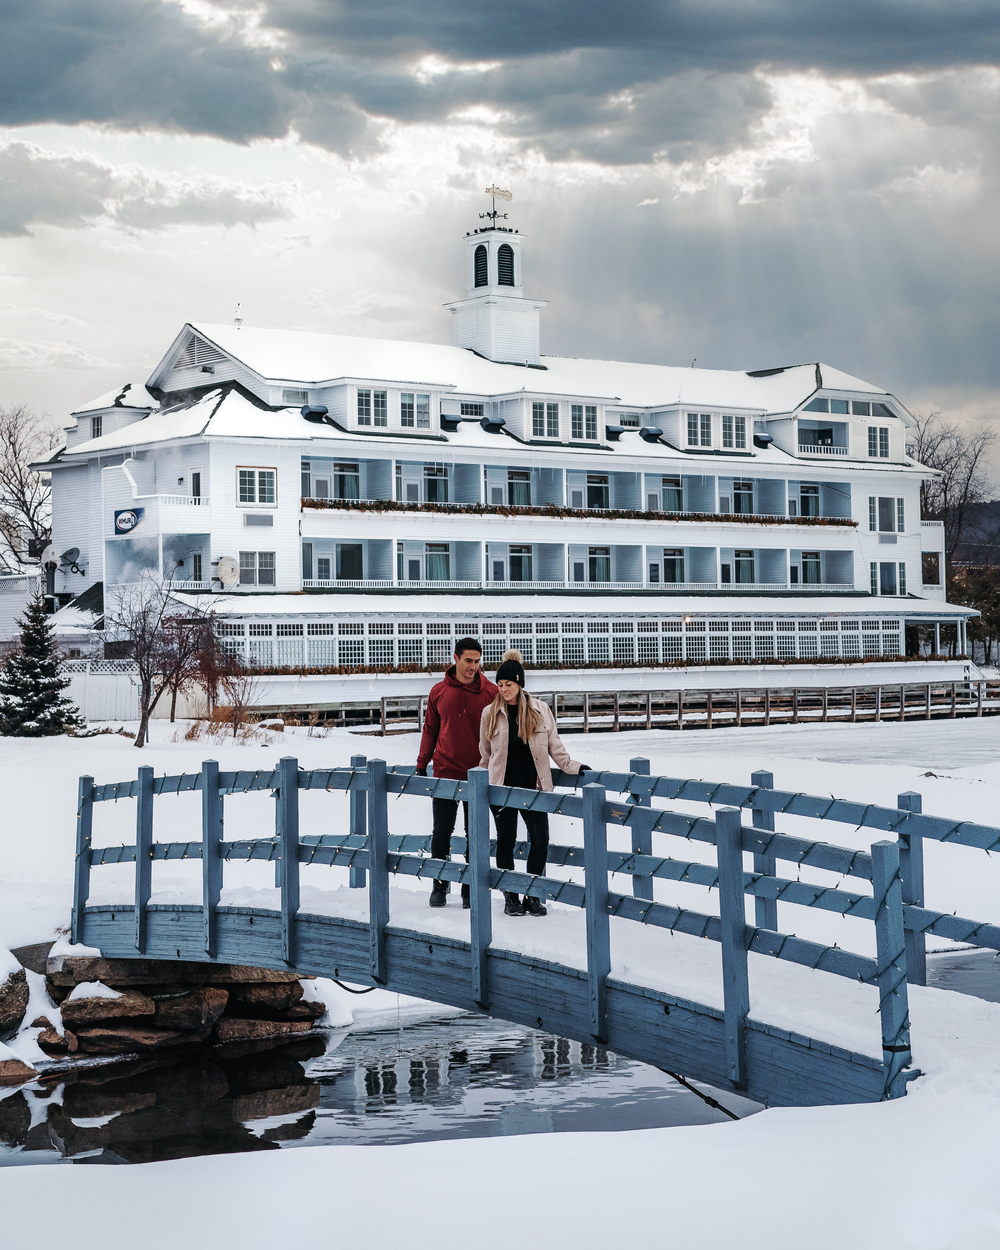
0, 1016, 761, 1165
927, 949, 1000, 1004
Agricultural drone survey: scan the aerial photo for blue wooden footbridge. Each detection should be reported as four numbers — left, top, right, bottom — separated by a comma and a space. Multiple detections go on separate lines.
71, 757, 1000, 1109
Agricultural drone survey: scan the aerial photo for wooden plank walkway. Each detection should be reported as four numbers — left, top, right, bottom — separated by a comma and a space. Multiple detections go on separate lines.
70, 758, 1000, 1109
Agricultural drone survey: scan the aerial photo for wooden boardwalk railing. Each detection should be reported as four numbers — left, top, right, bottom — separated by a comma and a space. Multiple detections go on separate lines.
369, 679, 1000, 735
71, 759, 1000, 1108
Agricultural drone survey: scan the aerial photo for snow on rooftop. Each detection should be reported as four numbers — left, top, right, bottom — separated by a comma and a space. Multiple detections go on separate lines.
183, 592, 975, 618
184, 323, 888, 414
71, 382, 154, 416
63, 389, 229, 455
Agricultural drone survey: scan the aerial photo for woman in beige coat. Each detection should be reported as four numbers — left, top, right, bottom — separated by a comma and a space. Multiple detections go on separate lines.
479, 650, 590, 916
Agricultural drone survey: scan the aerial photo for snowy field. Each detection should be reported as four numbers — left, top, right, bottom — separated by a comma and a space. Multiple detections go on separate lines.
1, 717, 999, 1247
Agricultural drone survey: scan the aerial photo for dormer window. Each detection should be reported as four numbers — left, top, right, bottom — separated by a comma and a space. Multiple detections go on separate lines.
722, 414, 746, 449
90, 415, 103, 439
358, 389, 387, 427
497, 244, 515, 285
474, 245, 488, 287
460, 403, 484, 416
687, 413, 711, 447
620, 414, 641, 428
282, 388, 308, 405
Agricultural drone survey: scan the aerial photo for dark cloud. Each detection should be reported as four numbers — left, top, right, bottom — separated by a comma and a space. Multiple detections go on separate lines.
0, 142, 293, 236
4, 1, 1000, 162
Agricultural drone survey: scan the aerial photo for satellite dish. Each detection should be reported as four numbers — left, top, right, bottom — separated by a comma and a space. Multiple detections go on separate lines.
60, 547, 80, 565
40, 544, 59, 569
216, 556, 240, 587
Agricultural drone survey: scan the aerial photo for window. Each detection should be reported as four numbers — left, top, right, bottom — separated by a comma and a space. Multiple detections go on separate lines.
282, 388, 308, 405
852, 401, 870, 416
800, 484, 819, 517
896, 498, 905, 533
586, 475, 609, 510
620, 413, 641, 428
357, 389, 371, 425
589, 547, 611, 583
722, 415, 746, 449
401, 393, 414, 427
373, 391, 387, 426
509, 545, 532, 582
190, 471, 202, 501
334, 462, 360, 500
425, 543, 450, 581
571, 404, 597, 440
316, 557, 331, 580
461, 403, 484, 417
830, 400, 849, 414
735, 550, 755, 584
401, 393, 430, 428
90, 415, 103, 439
239, 551, 276, 586
803, 398, 829, 413
870, 561, 878, 595
869, 497, 877, 531
687, 413, 711, 446
532, 402, 559, 437
880, 562, 897, 595
662, 477, 683, 511
415, 394, 430, 428
663, 548, 685, 584
474, 244, 488, 287
878, 497, 895, 532
899, 562, 907, 595
301, 460, 311, 498
922, 552, 941, 585
192, 554, 202, 581
733, 481, 754, 515
238, 468, 276, 505
869, 425, 889, 457
497, 243, 514, 285
802, 552, 821, 584
508, 470, 530, 506
424, 464, 448, 503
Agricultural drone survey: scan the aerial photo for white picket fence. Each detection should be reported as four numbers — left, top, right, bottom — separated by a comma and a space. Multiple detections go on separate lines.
62, 661, 139, 722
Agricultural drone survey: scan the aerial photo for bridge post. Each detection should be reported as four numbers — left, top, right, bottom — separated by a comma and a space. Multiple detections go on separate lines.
349, 754, 368, 889
134, 766, 154, 954
201, 760, 223, 959
629, 758, 653, 902
583, 783, 610, 1043
750, 769, 778, 932
716, 806, 749, 1090
278, 756, 301, 966
72, 775, 94, 945
367, 759, 389, 983
467, 767, 492, 1007
897, 791, 926, 987
872, 839, 912, 1099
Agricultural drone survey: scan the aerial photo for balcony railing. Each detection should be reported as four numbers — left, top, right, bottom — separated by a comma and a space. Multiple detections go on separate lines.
137, 494, 211, 506
920, 521, 945, 529
797, 444, 848, 456
298, 579, 858, 593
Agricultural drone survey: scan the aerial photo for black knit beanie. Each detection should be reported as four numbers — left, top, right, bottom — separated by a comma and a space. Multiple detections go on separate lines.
495, 648, 525, 687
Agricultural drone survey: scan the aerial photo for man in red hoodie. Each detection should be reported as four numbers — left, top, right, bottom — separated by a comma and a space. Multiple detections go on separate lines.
416, 637, 498, 908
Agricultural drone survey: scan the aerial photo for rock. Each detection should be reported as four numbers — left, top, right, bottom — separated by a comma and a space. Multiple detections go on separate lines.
225, 983, 302, 1016
0, 1057, 38, 1086
214, 1018, 313, 1044
0, 968, 29, 1033
206, 966, 304, 985
61, 988, 156, 1028
225, 1083, 320, 1122
34, 1018, 79, 1056
48, 958, 304, 987
284, 998, 326, 1022
10, 942, 55, 975
0, 1092, 30, 1146
73, 1024, 208, 1054
154, 987, 228, 1030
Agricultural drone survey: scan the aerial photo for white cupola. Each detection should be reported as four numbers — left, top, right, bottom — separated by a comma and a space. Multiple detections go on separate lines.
444, 200, 547, 365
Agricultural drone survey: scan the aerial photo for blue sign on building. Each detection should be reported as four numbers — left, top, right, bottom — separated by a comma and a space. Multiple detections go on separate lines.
114, 508, 145, 534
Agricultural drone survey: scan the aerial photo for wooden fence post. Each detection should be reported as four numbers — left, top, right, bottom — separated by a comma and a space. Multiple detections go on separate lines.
716, 806, 749, 1090
134, 766, 154, 954
583, 692, 590, 734
72, 775, 94, 945
278, 756, 301, 966
349, 753, 367, 888
872, 839, 912, 1099
583, 783, 610, 1042
467, 767, 492, 1007
629, 758, 653, 902
677, 689, 684, 730
201, 759, 223, 959
367, 758, 389, 983
751, 770, 778, 932
897, 791, 926, 987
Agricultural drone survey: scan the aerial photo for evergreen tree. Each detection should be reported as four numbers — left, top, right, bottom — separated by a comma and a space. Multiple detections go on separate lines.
0, 592, 84, 736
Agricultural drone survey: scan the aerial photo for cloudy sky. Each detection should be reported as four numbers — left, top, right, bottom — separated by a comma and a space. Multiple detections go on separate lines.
2, 0, 999, 448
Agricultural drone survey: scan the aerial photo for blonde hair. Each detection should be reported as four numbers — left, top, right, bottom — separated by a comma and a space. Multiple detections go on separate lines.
484, 650, 543, 743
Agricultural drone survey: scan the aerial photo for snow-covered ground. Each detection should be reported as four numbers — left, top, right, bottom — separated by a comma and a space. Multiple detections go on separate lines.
1, 717, 999, 1247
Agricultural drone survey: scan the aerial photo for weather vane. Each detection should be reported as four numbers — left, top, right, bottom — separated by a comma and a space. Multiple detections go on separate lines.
480, 183, 512, 226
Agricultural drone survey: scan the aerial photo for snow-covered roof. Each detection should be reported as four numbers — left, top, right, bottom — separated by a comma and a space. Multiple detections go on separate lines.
159, 323, 892, 416
62, 389, 230, 455
71, 382, 154, 416
183, 592, 974, 619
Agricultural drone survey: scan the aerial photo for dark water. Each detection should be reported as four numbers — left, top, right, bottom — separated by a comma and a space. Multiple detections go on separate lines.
0, 1016, 760, 1166
0, 950, 990, 1167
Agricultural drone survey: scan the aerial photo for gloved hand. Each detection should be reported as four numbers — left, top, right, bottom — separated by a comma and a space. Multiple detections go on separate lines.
577, 764, 593, 773
415, 767, 427, 776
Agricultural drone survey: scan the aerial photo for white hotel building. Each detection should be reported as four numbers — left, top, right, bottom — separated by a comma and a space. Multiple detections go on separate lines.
35, 216, 972, 685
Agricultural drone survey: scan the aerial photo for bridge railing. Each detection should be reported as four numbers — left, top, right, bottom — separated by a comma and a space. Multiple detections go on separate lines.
72, 756, 1000, 1101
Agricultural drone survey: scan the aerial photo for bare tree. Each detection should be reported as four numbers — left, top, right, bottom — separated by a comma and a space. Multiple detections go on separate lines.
907, 413, 998, 563
103, 578, 213, 748
0, 404, 62, 571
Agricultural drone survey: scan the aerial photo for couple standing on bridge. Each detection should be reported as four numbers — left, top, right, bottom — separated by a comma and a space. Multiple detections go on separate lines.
416, 637, 591, 917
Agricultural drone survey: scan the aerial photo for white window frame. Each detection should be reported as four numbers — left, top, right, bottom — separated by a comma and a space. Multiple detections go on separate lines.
237, 467, 277, 507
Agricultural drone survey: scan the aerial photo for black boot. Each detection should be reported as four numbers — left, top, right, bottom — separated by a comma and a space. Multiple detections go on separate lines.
523, 893, 547, 917
429, 880, 449, 908
461, 883, 470, 910
503, 891, 525, 916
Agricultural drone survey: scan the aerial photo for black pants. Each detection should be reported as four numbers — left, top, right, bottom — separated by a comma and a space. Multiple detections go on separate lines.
491, 805, 549, 877
430, 798, 468, 877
